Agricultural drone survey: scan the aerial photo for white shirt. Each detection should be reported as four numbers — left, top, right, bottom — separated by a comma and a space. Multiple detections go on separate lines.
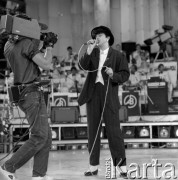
129, 72, 141, 85
95, 48, 109, 85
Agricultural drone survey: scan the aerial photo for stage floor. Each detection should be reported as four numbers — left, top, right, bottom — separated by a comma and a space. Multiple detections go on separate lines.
0, 149, 178, 180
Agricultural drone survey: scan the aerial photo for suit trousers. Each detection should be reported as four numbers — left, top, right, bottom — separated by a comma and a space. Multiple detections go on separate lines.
87, 82, 126, 166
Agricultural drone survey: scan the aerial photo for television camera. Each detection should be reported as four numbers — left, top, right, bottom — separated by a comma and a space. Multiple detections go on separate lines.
144, 25, 173, 51
0, 14, 58, 48
144, 25, 173, 61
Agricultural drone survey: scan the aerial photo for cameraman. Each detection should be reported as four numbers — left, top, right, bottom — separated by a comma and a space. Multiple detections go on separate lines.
0, 19, 55, 180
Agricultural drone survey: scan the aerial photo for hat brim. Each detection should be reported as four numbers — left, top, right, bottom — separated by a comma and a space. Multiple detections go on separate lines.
91, 26, 114, 46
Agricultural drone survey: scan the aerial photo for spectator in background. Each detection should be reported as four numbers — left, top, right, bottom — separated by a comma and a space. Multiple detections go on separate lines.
115, 43, 126, 58
130, 44, 143, 68
64, 46, 77, 66
126, 64, 141, 87
66, 66, 83, 92
58, 70, 68, 92
165, 39, 173, 57
155, 64, 173, 103
139, 51, 150, 75
72, 54, 79, 69
52, 56, 59, 67
51, 56, 61, 91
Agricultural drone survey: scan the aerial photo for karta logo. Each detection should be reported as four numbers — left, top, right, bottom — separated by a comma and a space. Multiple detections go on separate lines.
124, 95, 137, 108
54, 97, 67, 106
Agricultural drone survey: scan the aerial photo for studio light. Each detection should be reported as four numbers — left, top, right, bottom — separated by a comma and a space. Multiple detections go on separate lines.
132, 143, 139, 148
51, 144, 58, 151
173, 126, 178, 138
81, 144, 87, 150
170, 142, 178, 148
102, 144, 109, 149
100, 127, 105, 139
158, 126, 170, 138
51, 127, 59, 140
142, 143, 149, 148
138, 126, 150, 138
72, 145, 78, 150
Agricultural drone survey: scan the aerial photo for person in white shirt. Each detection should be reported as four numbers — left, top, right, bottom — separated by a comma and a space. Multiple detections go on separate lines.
155, 64, 173, 102
64, 46, 77, 66
128, 64, 141, 86
66, 66, 83, 92
130, 44, 143, 68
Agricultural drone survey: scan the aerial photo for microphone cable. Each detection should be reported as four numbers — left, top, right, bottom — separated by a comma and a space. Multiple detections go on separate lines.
78, 43, 111, 171
78, 43, 109, 73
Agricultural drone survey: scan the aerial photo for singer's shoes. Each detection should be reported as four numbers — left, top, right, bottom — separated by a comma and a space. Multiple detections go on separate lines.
0, 166, 17, 180
32, 175, 54, 180
120, 172, 128, 179
84, 169, 98, 176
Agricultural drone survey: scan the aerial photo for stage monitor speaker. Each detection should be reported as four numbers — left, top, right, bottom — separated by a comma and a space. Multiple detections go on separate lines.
61, 127, 75, 140
76, 127, 88, 139
147, 87, 168, 115
51, 106, 79, 124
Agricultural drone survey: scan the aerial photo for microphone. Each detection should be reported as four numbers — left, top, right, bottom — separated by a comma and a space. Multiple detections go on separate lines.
84, 39, 97, 45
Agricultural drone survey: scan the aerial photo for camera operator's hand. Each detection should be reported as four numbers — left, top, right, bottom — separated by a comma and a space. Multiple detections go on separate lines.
41, 32, 58, 49
44, 47, 53, 62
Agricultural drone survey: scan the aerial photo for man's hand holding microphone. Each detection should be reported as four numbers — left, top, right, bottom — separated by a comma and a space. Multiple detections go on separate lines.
86, 39, 98, 55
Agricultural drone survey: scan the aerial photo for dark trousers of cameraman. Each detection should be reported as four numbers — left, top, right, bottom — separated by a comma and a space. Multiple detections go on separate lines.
3, 86, 52, 177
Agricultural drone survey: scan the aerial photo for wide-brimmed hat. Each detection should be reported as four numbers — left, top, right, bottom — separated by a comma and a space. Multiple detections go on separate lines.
91, 25, 114, 46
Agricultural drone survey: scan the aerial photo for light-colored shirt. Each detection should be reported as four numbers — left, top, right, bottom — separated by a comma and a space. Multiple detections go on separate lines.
129, 72, 141, 85
95, 48, 109, 85
67, 73, 83, 89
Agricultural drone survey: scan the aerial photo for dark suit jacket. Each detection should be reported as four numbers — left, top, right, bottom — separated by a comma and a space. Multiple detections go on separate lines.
78, 47, 130, 113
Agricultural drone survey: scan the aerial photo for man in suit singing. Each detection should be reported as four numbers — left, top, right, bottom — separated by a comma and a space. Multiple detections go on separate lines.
78, 26, 130, 178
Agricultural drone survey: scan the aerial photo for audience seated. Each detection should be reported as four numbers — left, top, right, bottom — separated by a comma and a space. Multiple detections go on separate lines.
130, 44, 143, 68
66, 66, 84, 93
63, 46, 77, 66
127, 64, 141, 87
153, 63, 173, 103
